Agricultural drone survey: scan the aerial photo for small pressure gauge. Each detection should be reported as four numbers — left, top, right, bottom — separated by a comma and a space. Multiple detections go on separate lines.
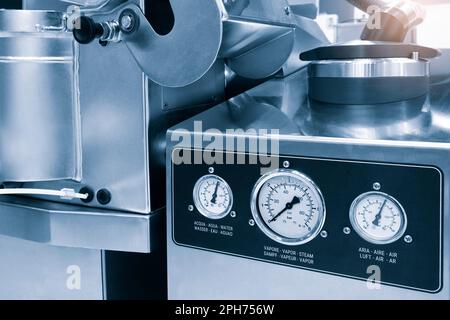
193, 174, 233, 219
349, 191, 407, 244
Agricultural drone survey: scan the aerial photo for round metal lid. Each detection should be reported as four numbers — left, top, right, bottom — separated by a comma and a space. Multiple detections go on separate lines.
300, 40, 441, 61
0, 9, 66, 33
309, 58, 429, 78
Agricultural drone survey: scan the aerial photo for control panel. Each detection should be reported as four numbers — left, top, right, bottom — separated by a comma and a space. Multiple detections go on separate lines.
171, 150, 442, 292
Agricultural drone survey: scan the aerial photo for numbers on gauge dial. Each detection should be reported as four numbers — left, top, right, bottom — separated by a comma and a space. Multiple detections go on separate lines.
350, 192, 407, 244
193, 175, 233, 219
255, 172, 325, 243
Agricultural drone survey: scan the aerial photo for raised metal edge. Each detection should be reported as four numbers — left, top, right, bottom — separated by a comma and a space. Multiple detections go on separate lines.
0, 196, 159, 253
300, 40, 441, 61
308, 58, 429, 78
349, 191, 408, 245
250, 169, 326, 246
192, 174, 234, 220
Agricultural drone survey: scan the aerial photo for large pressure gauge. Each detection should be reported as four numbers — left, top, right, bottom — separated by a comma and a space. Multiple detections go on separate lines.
193, 174, 233, 219
251, 169, 326, 246
349, 191, 407, 244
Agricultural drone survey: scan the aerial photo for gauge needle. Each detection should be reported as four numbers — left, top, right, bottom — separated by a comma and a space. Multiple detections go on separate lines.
211, 181, 220, 204
269, 196, 301, 223
372, 199, 387, 226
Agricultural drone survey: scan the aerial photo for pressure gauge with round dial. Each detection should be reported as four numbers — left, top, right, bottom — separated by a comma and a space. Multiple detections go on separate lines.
251, 169, 326, 246
193, 174, 233, 219
349, 191, 407, 244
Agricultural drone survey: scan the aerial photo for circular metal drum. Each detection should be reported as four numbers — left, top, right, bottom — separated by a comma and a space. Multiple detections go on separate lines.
307, 57, 429, 105
300, 41, 440, 105
0, 10, 80, 182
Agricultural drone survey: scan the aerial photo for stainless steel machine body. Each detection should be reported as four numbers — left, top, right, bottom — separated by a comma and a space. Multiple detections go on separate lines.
166, 64, 450, 299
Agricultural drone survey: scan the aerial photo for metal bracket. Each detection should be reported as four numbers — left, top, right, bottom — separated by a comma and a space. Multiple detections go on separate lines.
0, 196, 161, 253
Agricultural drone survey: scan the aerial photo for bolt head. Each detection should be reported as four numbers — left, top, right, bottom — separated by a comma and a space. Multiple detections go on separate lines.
188, 205, 194, 212
249, 219, 255, 226
404, 235, 413, 243
343, 227, 351, 235
283, 161, 290, 168
230, 211, 236, 218
373, 182, 381, 191
121, 15, 133, 29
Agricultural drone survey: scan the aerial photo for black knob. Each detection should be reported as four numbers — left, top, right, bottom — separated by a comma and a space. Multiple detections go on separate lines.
73, 16, 104, 44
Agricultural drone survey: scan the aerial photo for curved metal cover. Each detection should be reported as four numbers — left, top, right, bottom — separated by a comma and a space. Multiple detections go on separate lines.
120, 1, 223, 88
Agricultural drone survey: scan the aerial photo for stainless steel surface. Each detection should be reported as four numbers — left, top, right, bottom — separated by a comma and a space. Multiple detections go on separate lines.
0, 0, 226, 215
0, 196, 158, 252
0, 10, 80, 182
308, 58, 429, 78
0, 235, 103, 300
22, 0, 221, 214
0, 9, 65, 32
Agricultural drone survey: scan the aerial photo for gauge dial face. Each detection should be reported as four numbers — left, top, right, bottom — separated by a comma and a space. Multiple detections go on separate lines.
251, 169, 326, 246
350, 191, 407, 244
193, 174, 233, 219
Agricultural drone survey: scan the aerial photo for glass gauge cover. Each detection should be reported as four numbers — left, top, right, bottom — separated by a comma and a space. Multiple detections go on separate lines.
349, 191, 407, 244
193, 174, 233, 219
251, 169, 326, 246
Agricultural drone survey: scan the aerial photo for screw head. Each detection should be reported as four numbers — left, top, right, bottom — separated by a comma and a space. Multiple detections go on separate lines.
404, 235, 413, 243
249, 219, 255, 226
320, 230, 328, 238
373, 182, 381, 191
343, 227, 351, 235
208, 167, 214, 174
188, 205, 194, 212
283, 161, 290, 168
230, 211, 236, 218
